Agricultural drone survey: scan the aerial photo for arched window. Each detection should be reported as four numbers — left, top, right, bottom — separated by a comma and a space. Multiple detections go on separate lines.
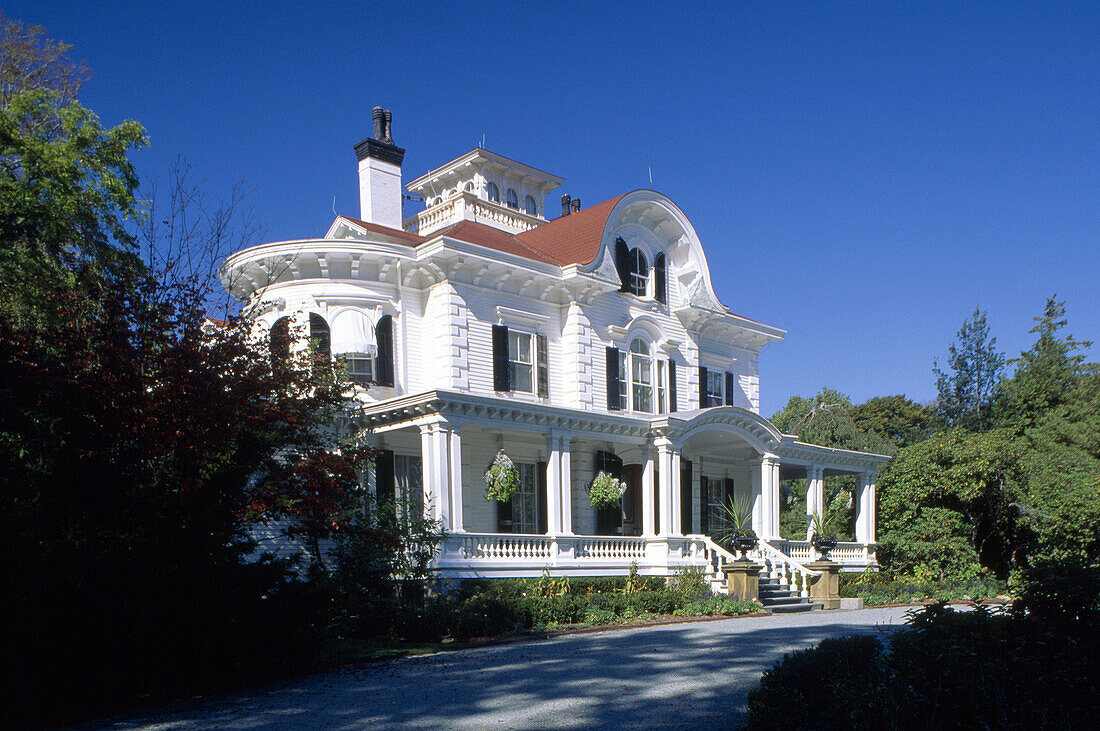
487, 182, 500, 202
270, 316, 291, 369
628, 248, 649, 297
506, 188, 519, 209
630, 338, 653, 413
308, 313, 331, 372
464, 181, 474, 192
431, 197, 441, 207
524, 195, 537, 215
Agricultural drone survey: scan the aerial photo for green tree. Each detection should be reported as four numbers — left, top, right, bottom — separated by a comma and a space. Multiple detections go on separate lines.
996, 296, 1095, 431
850, 394, 940, 448
877, 430, 1022, 580
933, 306, 1005, 431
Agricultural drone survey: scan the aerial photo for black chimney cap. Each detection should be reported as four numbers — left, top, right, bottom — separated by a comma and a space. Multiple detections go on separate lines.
561, 193, 572, 216
355, 107, 405, 166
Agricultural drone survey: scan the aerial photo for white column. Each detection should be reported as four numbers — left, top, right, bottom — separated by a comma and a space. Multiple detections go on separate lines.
419, 423, 449, 528
750, 458, 764, 537
560, 437, 573, 535
759, 455, 781, 540
655, 438, 676, 537
856, 471, 877, 544
805, 464, 824, 539
448, 424, 464, 532
546, 434, 562, 535
671, 448, 682, 536
642, 447, 656, 537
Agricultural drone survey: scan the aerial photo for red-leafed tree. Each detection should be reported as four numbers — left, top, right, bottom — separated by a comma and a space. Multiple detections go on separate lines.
0, 15, 373, 725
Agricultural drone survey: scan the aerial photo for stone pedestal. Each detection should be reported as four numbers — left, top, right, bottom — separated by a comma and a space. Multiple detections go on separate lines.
806, 560, 841, 609
723, 560, 763, 602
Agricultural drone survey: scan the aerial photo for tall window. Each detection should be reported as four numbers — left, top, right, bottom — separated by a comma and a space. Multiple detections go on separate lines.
630, 339, 653, 413
487, 182, 500, 202
524, 194, 537, 215
493, 325, 548, 397
508, 330, 534, 393
628, 248, 649, 296
657, 359, 667, 414
506, 188, 519, 209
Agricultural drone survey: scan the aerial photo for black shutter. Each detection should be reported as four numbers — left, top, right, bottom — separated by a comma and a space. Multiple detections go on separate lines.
375, 315, 394, 387
615, 237, 630, 292
375, 449, 395, 522
536, 334, 549, 398
537, 461, 548, 534
724, 478, 735, 512
699, 365, 709, 408
668, 360, 677, 412
700, 476, 710, 534
725, 372, 735, 406
654, 252, 667, 304
680, 459, 693, 534
492, 324, 510, 392
606, 347, 621, 410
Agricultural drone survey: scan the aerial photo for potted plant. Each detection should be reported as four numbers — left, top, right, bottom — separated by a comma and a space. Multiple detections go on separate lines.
809, 511, 838, 559
587, 471, 627, 510
714, 494, 757, 559
484, 449, 519, 502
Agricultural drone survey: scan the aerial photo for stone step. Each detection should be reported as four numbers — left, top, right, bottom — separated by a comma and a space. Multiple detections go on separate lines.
766, 602, 821, 614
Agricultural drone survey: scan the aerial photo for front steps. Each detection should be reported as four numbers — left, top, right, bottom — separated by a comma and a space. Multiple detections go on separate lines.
758, 576, 821, 614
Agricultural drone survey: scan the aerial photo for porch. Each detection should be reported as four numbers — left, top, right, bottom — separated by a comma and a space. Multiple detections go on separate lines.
355, 390, 889, 588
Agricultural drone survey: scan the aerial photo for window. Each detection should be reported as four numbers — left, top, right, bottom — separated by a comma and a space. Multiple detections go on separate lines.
508, 330, 534, 393
493, 324, 548, 397
630, 339, 653, 413
464, 181, 474, 192
657, 358, 667, 414
698, 366, 734, 408
343, 355, 373, 385
374, 451, 424, 527
487, 182, 500, 202
506, 188, 519, 209
628, 249, 649, 297
702, 476, 735, 537
524, 194, 537, 215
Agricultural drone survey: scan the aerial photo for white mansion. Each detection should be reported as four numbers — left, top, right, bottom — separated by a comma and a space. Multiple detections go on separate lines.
220, 109, 888, 591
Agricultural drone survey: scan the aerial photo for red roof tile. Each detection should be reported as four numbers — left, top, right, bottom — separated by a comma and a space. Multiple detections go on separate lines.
516, 195, 626, 266
433, 220, 557, 264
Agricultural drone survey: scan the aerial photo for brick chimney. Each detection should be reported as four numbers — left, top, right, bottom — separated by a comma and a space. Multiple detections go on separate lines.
353, 107, 405, 229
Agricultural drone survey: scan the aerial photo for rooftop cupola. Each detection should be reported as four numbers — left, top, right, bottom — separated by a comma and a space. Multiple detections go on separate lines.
403, 148, 563, 236
354, 107, 406, 230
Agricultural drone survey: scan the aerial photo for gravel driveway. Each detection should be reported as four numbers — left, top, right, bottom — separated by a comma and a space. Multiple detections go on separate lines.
98, 606, 911, 730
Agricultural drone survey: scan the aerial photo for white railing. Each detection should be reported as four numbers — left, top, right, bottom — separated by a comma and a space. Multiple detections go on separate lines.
460, 533, 552, 560
751, 539, 822, 598
698, 535, 738, 592
771, 539, 877, 569
576, 536, 646, 560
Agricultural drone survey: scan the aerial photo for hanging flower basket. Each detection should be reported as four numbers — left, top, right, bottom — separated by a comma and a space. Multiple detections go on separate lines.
587, 471, 627, 510
484, 449, 519, 502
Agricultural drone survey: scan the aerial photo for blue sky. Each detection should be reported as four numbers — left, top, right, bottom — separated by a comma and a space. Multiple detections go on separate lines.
10, 1, 1098, 417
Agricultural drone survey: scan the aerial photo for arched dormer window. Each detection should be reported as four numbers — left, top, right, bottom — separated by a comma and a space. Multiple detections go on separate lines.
308, 313, 331, 372
524, 194, 537, 215
464, 182, 474, 192
628, 248, 649, 297
270, 316, 291, 369
487, 182, 500, 202
629, 339, 653, 413
506, 188, 519, 209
